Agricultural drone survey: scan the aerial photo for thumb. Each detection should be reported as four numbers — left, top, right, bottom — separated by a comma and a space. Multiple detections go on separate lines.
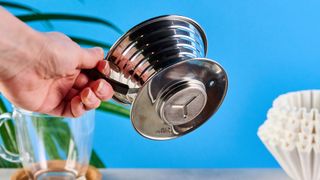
78, 47, 104, 69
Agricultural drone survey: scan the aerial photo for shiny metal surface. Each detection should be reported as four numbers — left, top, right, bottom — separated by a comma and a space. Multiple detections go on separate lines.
131, 58, 228, 140
106, 15, 207, 104
104, 15, 228, 140
157, 80, 207, 126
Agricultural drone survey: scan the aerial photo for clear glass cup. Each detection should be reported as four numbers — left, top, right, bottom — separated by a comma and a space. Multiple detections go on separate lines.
0, 107, 95, 179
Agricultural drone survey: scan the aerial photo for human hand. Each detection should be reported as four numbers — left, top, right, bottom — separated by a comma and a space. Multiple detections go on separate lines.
0, 31, 114, 117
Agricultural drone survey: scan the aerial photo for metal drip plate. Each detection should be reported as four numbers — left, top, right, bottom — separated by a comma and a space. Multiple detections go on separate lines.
131, 58, 228, 140
158, 80, 207, 126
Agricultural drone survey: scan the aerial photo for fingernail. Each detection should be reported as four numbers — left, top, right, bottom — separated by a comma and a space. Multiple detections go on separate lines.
102, 61, 109, 75
85, 89, 94, 102
97, 81, 106, 94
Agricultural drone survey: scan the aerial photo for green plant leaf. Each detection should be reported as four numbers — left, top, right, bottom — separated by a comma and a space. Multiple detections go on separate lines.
17, 13, 123, 34
69, 36, 112, 50
33, 117, 70, 159
98, 101, 130, 118
0, 1, 40, 14
0, 97, 21, 168
32, 116, 106, 168
0, 1, 53, 29
0, 97, 8, 114
43, 133, 61, 160
90, 150, 105, 168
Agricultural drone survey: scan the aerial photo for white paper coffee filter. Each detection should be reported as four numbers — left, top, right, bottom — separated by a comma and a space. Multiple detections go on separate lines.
258, 90, 320, 180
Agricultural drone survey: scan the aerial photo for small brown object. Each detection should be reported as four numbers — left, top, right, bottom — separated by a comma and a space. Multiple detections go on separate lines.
85, 166, 102, 180
11, 166, 102, 180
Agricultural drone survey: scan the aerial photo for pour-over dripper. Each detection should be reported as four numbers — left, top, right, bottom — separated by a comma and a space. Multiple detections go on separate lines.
86, 15, 228, 140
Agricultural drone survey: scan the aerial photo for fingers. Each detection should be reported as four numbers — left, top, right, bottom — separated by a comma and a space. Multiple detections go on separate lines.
78, 47, 104, 69
64, 79, 114, 117
74, 73, 89, 89
80, 87, 101, 110
96, 60, 110, 75
70, 96, 86, 117
70, 72, 114, 117
65, 88, 79, 101
74, 60, 109, 89
80, 79, 114, 107
90, 79, 114, 100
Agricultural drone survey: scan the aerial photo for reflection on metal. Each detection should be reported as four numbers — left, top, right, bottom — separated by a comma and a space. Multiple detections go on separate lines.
105, 15, 228, 140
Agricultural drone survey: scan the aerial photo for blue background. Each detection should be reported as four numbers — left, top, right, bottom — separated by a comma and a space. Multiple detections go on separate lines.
4, 0, 320, 168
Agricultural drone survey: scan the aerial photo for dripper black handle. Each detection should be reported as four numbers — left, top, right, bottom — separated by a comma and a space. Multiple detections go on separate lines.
82, 69, 130, 95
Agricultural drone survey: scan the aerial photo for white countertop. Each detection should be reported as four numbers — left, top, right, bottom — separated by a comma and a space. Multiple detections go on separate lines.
0, 168, 290, 180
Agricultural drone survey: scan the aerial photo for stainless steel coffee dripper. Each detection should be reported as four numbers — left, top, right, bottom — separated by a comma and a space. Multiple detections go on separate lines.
84, 15, 228, 140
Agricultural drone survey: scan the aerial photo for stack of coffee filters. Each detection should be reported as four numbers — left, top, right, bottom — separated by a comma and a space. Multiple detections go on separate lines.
258, 90, 320, 180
